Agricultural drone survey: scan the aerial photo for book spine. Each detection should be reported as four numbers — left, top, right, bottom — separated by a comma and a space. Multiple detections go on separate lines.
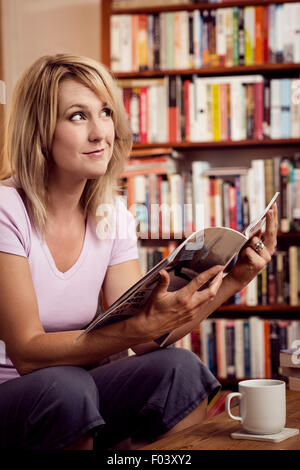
216, 319, 227, 379
280, 158, 291, 232
254, 81, 264, 140
225, 8, 234, 67
209, 9, 218, 66
232, 7, 239, 66
263, 78, 271, 138
268, 4, 276, 63
216, 8, 226, 66
280, 78, 291, 138
202, 9, 210, 66
153, 13, 160, 70
131, 15, 139, 72
255, 6, 263, 64
234, 319, 245, 379
184, 79, 190, 141
130, 88, 140, 143
209, 177, 216, 227
225, 321, 236, 379
235, 175, 243, 231
270, 79, 281, 139
262, 6, 269, 63
264, 158, 274, 207
188, 11, 194, 68
120, 15, 132, 72
243, 320, 251, 377
139, 87, 148, 143
147, 14, 154, 71
291, 79, 300, 139
264, 321, 271, 378
244, 6, 255, 66
293, 3, 300, 63
289, 245, 299, 306
159, 13, 166, 70
168, 76, 179, 142
138, 14, 149, 71
180, 11, 190, 70
229, 183, 237, 230
165, 12, 174, 70
261, 266, 268, 306
193, 10, 201, 69
110, 15, 121, 72
275, 4, 284, 63
245, 83, 254, 139
212, 83, 221, 141
276, 251, 285, 305
220, 83, 227, 140
238, 7, 245, 65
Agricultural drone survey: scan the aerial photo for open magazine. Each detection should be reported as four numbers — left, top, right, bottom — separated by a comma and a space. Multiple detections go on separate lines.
77, 192, 279, 345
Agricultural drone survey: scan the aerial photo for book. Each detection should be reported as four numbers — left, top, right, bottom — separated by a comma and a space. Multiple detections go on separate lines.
289, 376, 300, 391
280, 366, 300, 379
280, 348, 300, 368
77, 192, 279, 344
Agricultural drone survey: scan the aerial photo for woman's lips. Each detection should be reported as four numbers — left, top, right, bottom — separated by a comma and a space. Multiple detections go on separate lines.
84, 149, 105, 157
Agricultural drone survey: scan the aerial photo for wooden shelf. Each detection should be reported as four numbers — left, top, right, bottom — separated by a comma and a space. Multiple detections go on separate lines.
111, 0, 300, 14
217, 304, 300, 313
213, 304, 300, 319
138, 231, 300, 241
132, 138, 300, 150
114, 62, 300, 78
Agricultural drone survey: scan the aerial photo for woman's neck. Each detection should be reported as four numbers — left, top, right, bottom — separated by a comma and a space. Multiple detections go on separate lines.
46, 176, 87, 224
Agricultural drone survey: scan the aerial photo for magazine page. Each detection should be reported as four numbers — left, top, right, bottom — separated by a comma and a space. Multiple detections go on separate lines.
78, 226, 247, 338
244, 192, 279, 238
77, 192, 278, 340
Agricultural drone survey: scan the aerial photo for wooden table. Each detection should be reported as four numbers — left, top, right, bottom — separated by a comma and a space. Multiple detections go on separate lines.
143, 389, 300, 450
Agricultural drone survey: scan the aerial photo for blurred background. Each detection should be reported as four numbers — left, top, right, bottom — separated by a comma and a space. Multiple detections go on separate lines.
0, 0, 101, 108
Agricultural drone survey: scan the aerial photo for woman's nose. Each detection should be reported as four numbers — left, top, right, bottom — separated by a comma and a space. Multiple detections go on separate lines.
88, 119, 106, 142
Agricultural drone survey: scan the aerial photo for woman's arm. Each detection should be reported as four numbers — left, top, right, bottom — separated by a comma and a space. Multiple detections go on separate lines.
0, 252, 153, 375
133, 203, 278, 352
0, 253, 222, 374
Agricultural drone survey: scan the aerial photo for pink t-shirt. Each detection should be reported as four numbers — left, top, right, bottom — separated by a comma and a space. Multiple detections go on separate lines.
0, 182, 138, 383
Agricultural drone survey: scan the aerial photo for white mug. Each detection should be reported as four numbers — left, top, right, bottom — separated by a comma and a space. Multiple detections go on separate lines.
225, 379, 286, 435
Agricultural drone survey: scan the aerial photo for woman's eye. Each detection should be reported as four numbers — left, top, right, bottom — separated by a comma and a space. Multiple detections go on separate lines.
70, 112, 85, 121
101, 107, 112, 118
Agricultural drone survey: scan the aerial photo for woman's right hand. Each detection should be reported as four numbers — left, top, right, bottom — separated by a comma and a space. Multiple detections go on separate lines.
133, 264, 224, 342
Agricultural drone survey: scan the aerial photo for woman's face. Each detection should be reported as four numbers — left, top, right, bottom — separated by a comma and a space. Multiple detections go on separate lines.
51, 78, 115, 182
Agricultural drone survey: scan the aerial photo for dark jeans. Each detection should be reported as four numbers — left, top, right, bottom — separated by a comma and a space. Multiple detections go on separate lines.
0, 347, 220, 449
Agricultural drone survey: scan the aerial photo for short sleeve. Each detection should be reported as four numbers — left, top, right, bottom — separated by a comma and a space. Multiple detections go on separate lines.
0, 186, 31, 258
108, 197, 138, 266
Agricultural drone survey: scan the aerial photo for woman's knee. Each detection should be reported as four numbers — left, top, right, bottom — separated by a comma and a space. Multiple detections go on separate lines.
0, 366, 101, 449
144, 347, 202, 378
28, 366, 99, 421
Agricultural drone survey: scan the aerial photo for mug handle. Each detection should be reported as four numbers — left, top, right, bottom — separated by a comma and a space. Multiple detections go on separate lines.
225, 392, 242, 422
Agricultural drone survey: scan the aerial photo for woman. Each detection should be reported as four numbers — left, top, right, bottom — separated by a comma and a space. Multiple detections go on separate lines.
0, 54, 277, 450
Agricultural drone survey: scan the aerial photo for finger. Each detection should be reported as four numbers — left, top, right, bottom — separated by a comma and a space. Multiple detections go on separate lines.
251, 229, 262, 239
153, 269, 170, 295
262, 209, 277, 254
191, 269, 224, 306
249, 235, 269, 260
178, 271, 224, 322
244, 240, 271, 268
179, 264, 224, 297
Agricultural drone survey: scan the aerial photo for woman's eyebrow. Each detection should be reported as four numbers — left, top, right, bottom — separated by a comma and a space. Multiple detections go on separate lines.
65, 103, 88, 111
64, 102, 108, 112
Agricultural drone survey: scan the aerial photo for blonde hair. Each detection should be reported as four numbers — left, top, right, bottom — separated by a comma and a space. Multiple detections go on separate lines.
2, 53, 132, 234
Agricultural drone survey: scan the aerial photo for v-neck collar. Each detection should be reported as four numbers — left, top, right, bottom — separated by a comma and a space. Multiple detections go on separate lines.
39, 216, 90, 280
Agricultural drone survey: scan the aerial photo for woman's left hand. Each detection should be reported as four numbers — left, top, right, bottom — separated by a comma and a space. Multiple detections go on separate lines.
226, 203, 278, 291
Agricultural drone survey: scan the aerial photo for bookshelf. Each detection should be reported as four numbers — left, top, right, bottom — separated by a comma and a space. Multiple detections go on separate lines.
100, 0, 300, 383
